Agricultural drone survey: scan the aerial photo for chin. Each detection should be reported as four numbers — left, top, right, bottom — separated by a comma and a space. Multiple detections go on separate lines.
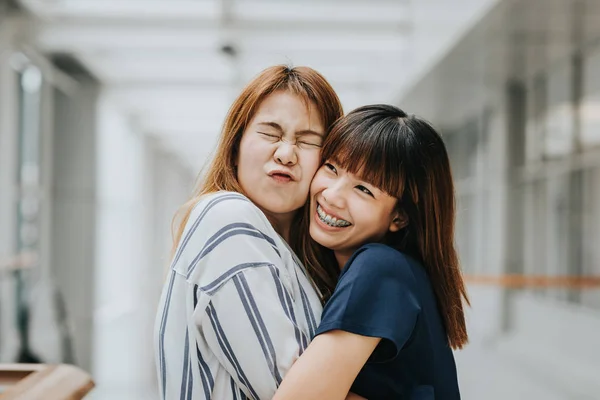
309, 224, 331, 248
261, 198, 301, 215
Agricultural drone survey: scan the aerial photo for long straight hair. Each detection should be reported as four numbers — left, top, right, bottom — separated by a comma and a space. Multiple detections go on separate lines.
311, 104, 469, 349
171, 65, 343, 300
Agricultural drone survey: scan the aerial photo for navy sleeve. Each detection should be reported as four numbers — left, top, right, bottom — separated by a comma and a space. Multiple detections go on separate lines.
315, 244, 421, 362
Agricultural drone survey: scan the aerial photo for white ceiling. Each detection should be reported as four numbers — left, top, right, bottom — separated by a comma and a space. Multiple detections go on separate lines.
18, 0, 499, 171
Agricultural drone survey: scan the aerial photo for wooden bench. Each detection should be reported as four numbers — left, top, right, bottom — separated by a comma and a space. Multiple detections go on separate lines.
0, 364, 94, 399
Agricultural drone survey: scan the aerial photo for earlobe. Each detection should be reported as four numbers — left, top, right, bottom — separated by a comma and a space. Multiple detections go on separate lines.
389, 210, 408, 232
389, 219, 401, 233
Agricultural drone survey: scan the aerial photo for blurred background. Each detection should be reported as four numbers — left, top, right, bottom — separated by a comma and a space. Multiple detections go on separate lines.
1, 0, 599, 398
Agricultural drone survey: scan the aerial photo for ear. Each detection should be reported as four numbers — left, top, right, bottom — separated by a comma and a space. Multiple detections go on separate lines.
388, 209, 408, 233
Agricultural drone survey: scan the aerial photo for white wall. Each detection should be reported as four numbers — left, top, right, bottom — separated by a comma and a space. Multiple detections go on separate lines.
44, 79, 99, 369
91, 95, 149, 398
463, 106, 510, 342
398, 0, 501, 98
91, 93, 193, 399
0, 16, 20, 363
1, 17, 195, 391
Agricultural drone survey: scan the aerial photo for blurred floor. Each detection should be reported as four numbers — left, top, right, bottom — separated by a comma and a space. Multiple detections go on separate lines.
85, 337, 595, 400
456, 342, 595, 400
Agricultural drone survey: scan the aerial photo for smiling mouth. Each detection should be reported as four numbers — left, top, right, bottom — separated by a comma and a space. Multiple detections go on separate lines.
316, 203, 351, 227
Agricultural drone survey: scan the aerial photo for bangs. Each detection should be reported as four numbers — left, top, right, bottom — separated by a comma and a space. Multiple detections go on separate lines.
284, 78, 313, 110
237, 65, 342, 135
275, 66, 343, 131
322, 115, 406, 198
267, 67, 315, 111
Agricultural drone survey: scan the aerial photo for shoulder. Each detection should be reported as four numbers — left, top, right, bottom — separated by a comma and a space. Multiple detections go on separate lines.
191, 191, 257, 218
172, 191, 283, 280
330, 244, 421, 308
317, 244, 423, 358
343, 243, 415, 283
188, 191, 272, 232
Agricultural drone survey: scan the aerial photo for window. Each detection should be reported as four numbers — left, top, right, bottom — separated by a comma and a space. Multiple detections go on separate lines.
581, 167, 600, 308
578, 44, 600, 308
13, 61, 45, 363
16, 64, 43, 262
525, 74, 547, 162
581, 47, 600, 147
544, 61, 575, 158
519, 46, 600, 307
445, 117, 484, 275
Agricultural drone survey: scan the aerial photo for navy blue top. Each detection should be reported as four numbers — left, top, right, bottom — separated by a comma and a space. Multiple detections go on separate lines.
315, 243, 460, 400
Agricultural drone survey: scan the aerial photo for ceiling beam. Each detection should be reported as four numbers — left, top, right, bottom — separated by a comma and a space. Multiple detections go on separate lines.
19, 0, 410, 31
33, 22, 409, 54
18, 0, 220, 21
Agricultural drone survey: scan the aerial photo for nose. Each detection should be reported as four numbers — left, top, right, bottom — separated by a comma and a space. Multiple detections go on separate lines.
274, 142, 297, 166
322, 180, 346, 210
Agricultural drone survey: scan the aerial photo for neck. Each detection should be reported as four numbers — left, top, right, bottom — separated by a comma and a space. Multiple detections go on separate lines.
263, 211, 294, 243
334, 251, 350, 271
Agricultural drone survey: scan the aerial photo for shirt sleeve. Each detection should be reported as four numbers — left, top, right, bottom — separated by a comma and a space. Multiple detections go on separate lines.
174, 192, 311, 400
315, 244, 421, 363
199, 267, 311, 400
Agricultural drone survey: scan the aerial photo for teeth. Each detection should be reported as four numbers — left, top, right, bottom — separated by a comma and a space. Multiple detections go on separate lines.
317, 204, 351, 227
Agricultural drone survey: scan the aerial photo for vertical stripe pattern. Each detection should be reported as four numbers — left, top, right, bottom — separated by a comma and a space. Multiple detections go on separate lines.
154, 192, 323, 399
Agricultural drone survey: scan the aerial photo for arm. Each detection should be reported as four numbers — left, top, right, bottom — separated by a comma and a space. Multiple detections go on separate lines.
273, 244, 422, 400
177, 193, 312, 399
272, 330, 379, 400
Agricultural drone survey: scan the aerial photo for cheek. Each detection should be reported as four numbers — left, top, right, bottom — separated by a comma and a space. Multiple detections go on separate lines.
369, 206, 395, 234
309, 179, 319, 197
237, 134, 251, 164
310, 170, 327, 196
301, 151, 321, 177
350, 200, 380, 229
238, 138, 265, 167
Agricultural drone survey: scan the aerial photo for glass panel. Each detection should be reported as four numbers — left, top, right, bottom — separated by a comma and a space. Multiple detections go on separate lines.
522, 178, 547, 297
456, 194, 474, 274
567, 169, 584, 304
580, 96, 600, 146
16, 65, 43, 257
581, 167, 600, 308
14, 63, 44, 363
544, 61, 574, 157
525, 75, 546, 162
446, 116, 483, 276
445, 119, 479, 181
544, 173, 571, 301
581, 48, 600, 147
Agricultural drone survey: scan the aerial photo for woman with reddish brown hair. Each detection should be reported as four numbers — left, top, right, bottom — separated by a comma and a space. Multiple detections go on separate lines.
274, 104, 469, 400
154, 65, 343, 399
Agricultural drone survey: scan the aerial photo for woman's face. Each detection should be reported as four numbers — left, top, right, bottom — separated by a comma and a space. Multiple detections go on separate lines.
309, 161, 401, 267
237, 90, 324, 228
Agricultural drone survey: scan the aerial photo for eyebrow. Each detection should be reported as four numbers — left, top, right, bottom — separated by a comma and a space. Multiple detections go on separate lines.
297, 129, 324, 137
257, 121, 284, 133
257, 121, 323, 137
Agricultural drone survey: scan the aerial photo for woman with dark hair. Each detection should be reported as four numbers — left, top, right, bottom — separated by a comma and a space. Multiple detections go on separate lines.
154, 65, 344, 399
274, 104, 469, 400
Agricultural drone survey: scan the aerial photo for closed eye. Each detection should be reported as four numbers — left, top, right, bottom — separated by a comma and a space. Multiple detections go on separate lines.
258, 132, 280, 139
298, 140, 322, 148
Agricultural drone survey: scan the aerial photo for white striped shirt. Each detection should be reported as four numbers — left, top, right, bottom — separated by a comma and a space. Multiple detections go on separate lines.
154, 191, 323, 400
